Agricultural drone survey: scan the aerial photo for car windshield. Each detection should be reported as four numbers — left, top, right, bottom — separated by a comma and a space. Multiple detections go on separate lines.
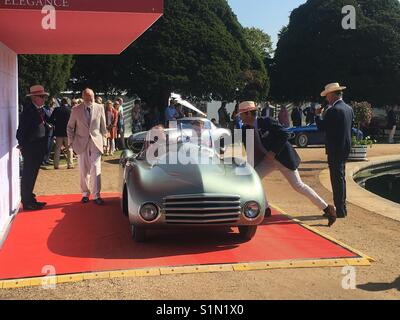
174, 119, 212, 130
137, 128, 215, 163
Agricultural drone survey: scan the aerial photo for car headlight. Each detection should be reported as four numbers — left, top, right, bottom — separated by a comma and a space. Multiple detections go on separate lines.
139, 203, 159, 222
244, 201, 261, 219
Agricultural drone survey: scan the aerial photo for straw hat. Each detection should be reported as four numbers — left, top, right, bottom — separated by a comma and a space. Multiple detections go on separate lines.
26, 85, 49, 97
238, 101, 257, 115
320, 83, 347, 97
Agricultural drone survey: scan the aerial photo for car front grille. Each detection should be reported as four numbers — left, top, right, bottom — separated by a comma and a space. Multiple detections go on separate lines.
163, 194, 241, 224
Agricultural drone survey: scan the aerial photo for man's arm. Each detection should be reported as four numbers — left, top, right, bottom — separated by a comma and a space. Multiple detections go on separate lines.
100, 106, 107, 138
261, 118, 288, 156
48, 108, 57, 126
67, 108, 77, 146
16, 106, 35, 147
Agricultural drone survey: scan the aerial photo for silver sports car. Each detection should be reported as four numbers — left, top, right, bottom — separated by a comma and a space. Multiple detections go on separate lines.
119, 120, 268, 242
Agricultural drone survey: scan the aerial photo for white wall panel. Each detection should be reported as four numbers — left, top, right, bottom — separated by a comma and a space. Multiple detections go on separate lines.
0, 42, 18, 239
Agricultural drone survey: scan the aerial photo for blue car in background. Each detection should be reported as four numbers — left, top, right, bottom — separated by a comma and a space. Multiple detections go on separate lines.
288, 124, 363, 148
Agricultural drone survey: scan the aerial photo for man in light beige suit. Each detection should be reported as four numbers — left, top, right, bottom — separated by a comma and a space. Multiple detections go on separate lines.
67, 88, 107, 205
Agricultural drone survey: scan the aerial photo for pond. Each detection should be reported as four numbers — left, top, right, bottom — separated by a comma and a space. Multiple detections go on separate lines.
354, 162, 400, 204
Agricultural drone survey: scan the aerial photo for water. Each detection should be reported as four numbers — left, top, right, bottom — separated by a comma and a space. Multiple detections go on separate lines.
364, 173, 400, 204
354, 164, 400, 204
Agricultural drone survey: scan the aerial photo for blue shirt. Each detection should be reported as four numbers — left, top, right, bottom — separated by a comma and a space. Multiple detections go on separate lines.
165, 106, 178, 121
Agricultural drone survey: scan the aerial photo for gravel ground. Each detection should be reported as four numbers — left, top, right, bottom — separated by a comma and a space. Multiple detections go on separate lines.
1, 145, 399, 300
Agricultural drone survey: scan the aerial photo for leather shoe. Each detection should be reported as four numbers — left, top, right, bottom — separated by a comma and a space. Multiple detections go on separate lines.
81, 197, 90, 204
323, 205, 337, 227
94, 198, 105, 206
34, 201, 47, 207
23, 203, 44, 211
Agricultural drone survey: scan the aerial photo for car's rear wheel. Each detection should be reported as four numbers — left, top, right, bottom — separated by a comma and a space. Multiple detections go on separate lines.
131, 225, 146, 242
238, 226, 258, 241
296, 133, 309, 148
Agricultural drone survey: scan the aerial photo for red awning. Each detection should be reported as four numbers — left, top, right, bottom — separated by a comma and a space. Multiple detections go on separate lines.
0, 0, 163, 54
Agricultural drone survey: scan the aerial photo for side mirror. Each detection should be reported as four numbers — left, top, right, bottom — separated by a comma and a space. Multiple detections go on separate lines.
119, 149, 135, 167
127, 132, 146, 154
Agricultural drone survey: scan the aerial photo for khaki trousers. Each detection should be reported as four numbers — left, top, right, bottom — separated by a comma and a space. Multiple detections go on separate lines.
389, 126, 396, 143
54, 137, 73, 169
78, 139, 102, 199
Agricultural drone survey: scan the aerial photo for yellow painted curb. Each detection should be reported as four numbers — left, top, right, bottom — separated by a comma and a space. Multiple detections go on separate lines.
110, 270, 137, 279
135, 268, 161, 277
83, 272, 110, 281
270, 204, 376, 263
232, 257, 370, 272
160, 264, 233, 275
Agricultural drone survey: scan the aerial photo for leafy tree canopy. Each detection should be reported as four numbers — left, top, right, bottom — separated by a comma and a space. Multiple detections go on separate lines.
243, 27, 274, 60
271, 0, 400, 107
18, 55, 74, 103
71, 0, 270, 108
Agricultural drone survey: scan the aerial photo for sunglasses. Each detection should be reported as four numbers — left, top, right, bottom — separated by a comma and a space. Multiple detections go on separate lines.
35, 95, 48, 99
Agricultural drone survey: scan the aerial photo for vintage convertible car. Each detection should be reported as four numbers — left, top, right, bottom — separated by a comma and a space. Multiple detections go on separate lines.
128, 117, 232, 153
119, 124, 267, 242
288, 124, 364, 148
288, 125, 326, 148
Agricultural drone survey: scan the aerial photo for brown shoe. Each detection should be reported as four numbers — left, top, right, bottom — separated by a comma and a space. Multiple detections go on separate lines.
323, 205, 337, 227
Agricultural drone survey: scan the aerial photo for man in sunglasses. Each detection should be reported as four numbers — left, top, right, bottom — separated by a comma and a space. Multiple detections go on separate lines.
16, 85, 49, 211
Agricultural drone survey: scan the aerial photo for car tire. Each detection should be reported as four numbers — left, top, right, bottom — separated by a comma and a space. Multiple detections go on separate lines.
295, 133, 309, 148
122, 185, 129, 217
238, 226, 258, 241
131, 225, 146, 242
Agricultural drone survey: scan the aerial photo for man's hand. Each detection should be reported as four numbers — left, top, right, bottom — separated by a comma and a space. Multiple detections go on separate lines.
315, 106, 323, 116
265, 151, 276, 161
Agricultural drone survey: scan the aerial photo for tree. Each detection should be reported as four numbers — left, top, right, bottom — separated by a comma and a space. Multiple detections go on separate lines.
270, 0, 400, 107
243, 27, 274, 60
71, 0, 270, 112
18, 55, 74, 103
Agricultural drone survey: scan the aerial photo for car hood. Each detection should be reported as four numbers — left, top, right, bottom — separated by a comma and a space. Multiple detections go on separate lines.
127, 159, 263, 203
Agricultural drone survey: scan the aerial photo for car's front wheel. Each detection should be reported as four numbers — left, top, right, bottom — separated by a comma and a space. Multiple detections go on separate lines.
296, 133, 309, 148
131, 225, 146, 242
238, 226, 258, 241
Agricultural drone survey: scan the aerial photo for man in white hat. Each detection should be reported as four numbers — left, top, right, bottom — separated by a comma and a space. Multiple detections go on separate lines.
316, 83, 354, 219
16, 85, 50, 211
67, 88, 107, 205
239, 101, 337, 226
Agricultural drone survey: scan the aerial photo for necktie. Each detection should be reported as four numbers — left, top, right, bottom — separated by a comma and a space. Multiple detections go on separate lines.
87, 107, 91, 125
38, 108, 45, 123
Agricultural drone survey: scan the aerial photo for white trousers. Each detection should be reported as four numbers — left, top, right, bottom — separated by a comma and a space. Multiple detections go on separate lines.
78, 139, 102, 199
255, 158, 328, 211
389, 126, 396, 143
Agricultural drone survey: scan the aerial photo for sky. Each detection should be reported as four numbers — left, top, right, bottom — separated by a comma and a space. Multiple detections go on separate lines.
227, 0, 307, 48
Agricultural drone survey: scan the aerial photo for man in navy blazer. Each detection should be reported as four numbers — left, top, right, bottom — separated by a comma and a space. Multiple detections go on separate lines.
240, 101, 337, 226
316, 83, 355, 219
16, 85, 49, 211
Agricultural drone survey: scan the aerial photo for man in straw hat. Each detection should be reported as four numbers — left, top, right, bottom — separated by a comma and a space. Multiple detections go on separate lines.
16, 85, 50, 211
239, 101, 337, 227
316, 83, 354, 219
67, 88, 107, 205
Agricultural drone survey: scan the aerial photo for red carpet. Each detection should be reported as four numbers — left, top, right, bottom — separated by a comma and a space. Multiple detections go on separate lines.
0, 194, 360, 280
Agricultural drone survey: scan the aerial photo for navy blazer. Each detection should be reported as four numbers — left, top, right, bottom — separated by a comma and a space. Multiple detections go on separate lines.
49, 105, 71, 137
243, 117, 301, 171
316, 100, 354, 160
16, 102, 47, 149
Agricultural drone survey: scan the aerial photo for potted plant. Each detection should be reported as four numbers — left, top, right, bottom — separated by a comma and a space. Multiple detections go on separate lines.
349, 101, 374, 161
